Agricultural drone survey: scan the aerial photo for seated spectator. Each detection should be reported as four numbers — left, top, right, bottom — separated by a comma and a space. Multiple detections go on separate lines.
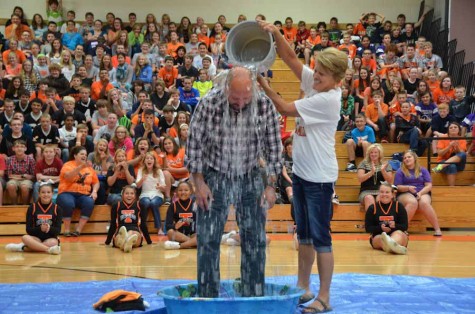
64, 123, 94, 162
164, 181, 197, 250
75, 86, 96, 122
388, 91, 416, 142
462, 112, 475, 137
365, 91, 389, 142
167, 89, 190, 116
133, 109, 161, 145
130, 100, 159, 137
108, 88, 130, 121
2, 40, 27, 65
91, 99, 109, 138
377, 44, 399, 77
422, 42, 443, 72
363, 77, 384, 109
158, 56, 178, 89
104, 185, 152, 252
178, 54, 199, 84
449, 86, 474, 124
4, 184, 62, 255
175, 123, 189, 149
356, 36, 376, 59
58, 114, 76, 156
106, 150, 135, 206
133, 55, 153, 90
403, 68, 420, 103
5, 77, 26, 107
396, 102, 427, 157
6, 140, 35, 205
111, 52, 133, 90
345, 114, 376, 172
467, 127, 475, 157
53, 96, 86, 128
432, 76, 455, 105
394, 150, 442, 236
136, 152, 167, 235
425, 69, 440, 93
357, 144, 393, 211
91, 69, 114, 100
279, 137, 294, 204
0, 117, 35, 157
44, 63, 70, 97
431, 103, 456, 153
21, 60, 40, 94
2, 111, 33, 141
162, 135, 190, 184
193, 69, 213, 98
62, 20, 84, 53
169, 111, 190, 141
57, 146, 99, 237
108, 125, 133, 157
0, 99, 16, 131
178, 76, 200, 113
353, 67, 370, 108
338, 33, 356, 62
415, 91, 438, 138
398, 44, 423, 79
87, 138, 113, 205
0, 154, 5, 206
32, 113, 60, 160
94, 113, 118, 144
33, 144, 62, 202
66, 74, 82, 101
432, 122, 467, 186
365, 182, 408, 255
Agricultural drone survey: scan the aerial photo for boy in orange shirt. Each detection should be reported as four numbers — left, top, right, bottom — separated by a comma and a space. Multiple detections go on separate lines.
282, 17, 297, 50
389, 91, 417, 142
365, 91, 389, 142
338, 33, 357, 60
158, 56, 178, 89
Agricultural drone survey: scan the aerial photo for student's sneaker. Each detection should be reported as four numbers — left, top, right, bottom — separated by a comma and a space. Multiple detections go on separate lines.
163, 198, 171, 206
332, 194, 340, 205
389, 242, 408, 255
164, 240, 180, 250
221, 230, 237, 244
5, 243, 25, 252
345, 163, 357, 172
432, 164, 444, 173
380, 232, 392, 253
123, 234, 138, 253
116, 226, 128, 250
48, 245, 61, 255
225, 238, 240, 246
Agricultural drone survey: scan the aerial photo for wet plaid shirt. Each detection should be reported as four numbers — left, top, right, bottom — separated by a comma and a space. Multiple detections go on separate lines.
186, 89, 282, 177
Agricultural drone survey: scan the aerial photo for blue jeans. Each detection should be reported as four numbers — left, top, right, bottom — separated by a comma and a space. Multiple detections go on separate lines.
399, 127, 427, 157
139, 196, 163, 229
293, 174, 334, 253
107, 193, 122, 207
440, 152, 467, 174
56, 192, 95, 218
197, 168, 266, 298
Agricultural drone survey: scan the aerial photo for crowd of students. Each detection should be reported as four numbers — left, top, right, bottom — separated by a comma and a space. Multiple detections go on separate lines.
1, 3, 473, 257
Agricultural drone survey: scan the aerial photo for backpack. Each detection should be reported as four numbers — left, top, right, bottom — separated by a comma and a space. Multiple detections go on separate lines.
389, 152, 403, 171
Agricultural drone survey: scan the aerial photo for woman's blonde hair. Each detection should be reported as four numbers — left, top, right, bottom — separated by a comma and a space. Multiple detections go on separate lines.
316, 47, 348, 82
141, 151, 160, 177
401, 150, 421, 178
93, 138, 111, 165
110, 125, 129, 153
363, 143, 384, 165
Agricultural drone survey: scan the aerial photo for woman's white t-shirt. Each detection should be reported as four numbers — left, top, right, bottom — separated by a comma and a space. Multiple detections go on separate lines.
293, 66, 341, 183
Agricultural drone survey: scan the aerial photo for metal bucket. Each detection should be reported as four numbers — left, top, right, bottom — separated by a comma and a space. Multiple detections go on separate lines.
225, 21, 276, 71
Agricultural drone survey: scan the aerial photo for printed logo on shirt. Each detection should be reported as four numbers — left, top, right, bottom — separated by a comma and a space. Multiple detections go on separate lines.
36, 214, 53, 225
120, 210, 136, 223
379, 216, 394, 222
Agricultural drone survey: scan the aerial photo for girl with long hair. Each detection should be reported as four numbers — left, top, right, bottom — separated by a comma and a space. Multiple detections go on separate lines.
108, 125, 133, 157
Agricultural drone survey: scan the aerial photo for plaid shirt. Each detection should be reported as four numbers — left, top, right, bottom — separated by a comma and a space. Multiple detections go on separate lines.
186, 88, 282, 177
7, 154, 36, 178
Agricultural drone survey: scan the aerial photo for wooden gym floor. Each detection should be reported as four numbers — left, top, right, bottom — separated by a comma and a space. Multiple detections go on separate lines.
1, 232, 475, 284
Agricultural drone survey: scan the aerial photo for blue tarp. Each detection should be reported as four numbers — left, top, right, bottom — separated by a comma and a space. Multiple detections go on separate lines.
1, 273, 475, 313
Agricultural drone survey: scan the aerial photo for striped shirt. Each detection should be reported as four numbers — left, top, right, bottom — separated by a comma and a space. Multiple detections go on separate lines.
7, 155, 36, 177
186, 88, 282, 177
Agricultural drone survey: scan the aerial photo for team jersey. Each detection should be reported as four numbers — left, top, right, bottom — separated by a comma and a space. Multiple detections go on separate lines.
26, 201, 62, 240
165, 198, 197, 236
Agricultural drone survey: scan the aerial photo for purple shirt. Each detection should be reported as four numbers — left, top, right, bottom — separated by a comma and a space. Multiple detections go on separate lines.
394, 167, 432, 193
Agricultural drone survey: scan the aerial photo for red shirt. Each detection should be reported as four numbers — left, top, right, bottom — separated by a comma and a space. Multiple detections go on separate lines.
35, 157, 63, 176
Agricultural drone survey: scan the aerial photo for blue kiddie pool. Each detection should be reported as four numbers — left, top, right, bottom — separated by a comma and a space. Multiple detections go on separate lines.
157, 281, 304, 314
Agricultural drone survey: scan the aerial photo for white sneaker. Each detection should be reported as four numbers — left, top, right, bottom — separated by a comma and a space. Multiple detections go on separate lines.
164, 240, 180, 250
5, 243, 25, 252
221, 230, 237, 244
380, 232, 391, 253
226, 238, 240, 246
48, 245, 61, 255
345, 163, 357, 172
116, 226, 127, 250
332, 194, 340, 205
123, 234, 138, 253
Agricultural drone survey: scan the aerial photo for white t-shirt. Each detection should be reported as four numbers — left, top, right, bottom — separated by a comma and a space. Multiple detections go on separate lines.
136, 168, 165, 199
293, 66, 341, 183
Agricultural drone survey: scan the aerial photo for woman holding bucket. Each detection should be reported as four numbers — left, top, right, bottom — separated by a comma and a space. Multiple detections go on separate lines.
258, 21, 348, 313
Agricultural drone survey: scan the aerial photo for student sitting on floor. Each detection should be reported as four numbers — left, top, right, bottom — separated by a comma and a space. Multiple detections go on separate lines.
365, 182, 408, 255
105, 185, 152, 253
164, 181, 197, 250
5, 184, 62, 255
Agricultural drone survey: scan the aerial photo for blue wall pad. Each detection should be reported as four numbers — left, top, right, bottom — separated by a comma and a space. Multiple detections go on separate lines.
1, 273, 475, 313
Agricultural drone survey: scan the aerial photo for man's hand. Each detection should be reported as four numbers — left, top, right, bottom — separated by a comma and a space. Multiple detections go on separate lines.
261, 186, 277, 210
193, 174, 213, 211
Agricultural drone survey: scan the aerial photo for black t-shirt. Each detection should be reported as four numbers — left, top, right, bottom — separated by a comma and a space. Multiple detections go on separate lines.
68, 137, 95, 155
32, 125, 60, 146
15, 102, 31, 116
158, 116, 175, 135
0, 133, 36, 156
25, 112, 43, 129
107, 164, 136, 194
53, 109, 86, 127
178, 65, 199, 80
431, 113, 456, 133
150, 92, 171, 111
403, 79, 420, 95
75, 98, 97, 120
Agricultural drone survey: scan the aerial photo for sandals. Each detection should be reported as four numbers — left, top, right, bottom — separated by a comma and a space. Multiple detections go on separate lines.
71, 231, 81, 237
298, 293, 315, 305
301, 298, 333, 313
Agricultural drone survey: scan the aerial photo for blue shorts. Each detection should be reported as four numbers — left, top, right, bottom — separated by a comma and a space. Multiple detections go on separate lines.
293, 174, 334, 253
440, 152, 467, 174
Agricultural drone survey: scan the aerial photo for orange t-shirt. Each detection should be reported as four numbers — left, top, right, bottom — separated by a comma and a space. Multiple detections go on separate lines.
90, 81, 114, 100
158, 67, 178, 88
209, 33, 227, 45
436, 134, 467, 162
2, 50, 27, 64
0, 89, 5, 100
432, 88, 455, 105
365, 102, 389, 123
111, 55, 131, 68
5, 24, 33, 42
283, 27, 297, 43
353, 23, 366, 37
29, 90, 61, 102
427, 80, 440, 93
126, 150, 163, 175
363, 87, 385, 106
58, 161, 99, 195
131, 114, 159, 126
307, 36, 321, 47
167, 41, 184, 58
362, 58, 377, 73
166, 148, 189, 180
338, 43, 357, 59
389, 102, 416, 123
197, 34, 210, 48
